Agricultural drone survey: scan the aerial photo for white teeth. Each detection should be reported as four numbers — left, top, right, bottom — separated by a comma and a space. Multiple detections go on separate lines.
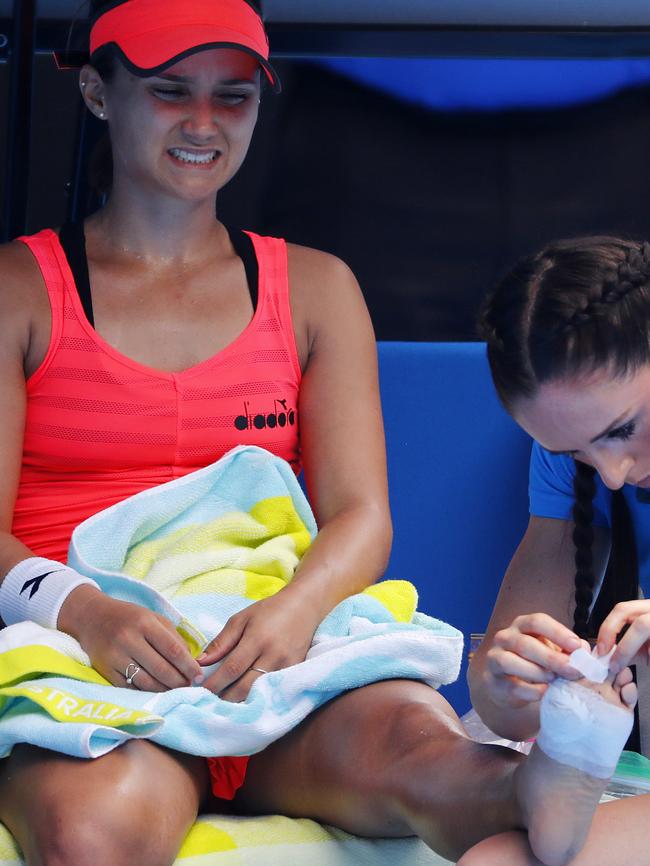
169, 148, 218, 165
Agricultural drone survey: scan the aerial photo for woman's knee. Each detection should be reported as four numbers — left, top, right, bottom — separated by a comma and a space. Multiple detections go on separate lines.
345, 689, 467, 800
367, 691, 520, 814
28, 787, 188, 866
0, 743, 204, 866
30, 807, 142, 866
375, 691, 464, 763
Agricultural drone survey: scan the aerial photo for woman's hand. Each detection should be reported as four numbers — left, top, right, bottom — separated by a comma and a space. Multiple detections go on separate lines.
483, 613, 584, 709
199, 590, 321, 702
599, 600, 650, 674
59, 586, 203, 691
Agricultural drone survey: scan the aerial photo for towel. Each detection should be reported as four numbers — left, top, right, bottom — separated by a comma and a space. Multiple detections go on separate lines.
0, 446, 463, 760
0, 812, 455, 866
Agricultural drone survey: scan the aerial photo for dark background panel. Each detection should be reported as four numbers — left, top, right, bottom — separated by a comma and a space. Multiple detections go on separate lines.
5, 54, 650, 340
219, 62, 650, 339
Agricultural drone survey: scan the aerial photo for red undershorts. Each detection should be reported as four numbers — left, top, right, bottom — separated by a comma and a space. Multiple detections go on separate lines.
206, 755, 250, 800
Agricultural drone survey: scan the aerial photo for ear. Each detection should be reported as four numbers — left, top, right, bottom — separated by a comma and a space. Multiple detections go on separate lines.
79, 64, 109, 121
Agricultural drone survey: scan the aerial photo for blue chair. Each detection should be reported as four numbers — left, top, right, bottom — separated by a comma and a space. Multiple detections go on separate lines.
378, 342, 533, 714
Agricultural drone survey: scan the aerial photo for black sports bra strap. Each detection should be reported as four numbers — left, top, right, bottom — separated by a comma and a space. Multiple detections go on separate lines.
58, 223, 259, 327
225, 225, 259, 312
58, 222, 95, 327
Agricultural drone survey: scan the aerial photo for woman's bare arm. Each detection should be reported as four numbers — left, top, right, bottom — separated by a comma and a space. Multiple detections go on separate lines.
0, 243, 201, 689
468, 515, 610, 740
0, 243, 47, 575
288, 244, 392, 612
201, 246, 393, 698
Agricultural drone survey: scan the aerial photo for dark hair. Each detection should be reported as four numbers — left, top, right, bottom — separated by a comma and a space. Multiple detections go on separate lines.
86, 1, 123, 78
80, 2, 120, 197
480, 236, 650, 638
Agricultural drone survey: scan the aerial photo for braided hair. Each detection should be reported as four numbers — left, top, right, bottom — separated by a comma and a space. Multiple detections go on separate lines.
480, 237, 650, 638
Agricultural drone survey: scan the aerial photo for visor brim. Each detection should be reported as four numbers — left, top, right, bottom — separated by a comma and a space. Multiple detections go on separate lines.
91, 35, 280, 93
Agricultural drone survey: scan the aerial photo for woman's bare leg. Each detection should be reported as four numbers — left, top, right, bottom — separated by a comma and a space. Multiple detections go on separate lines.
236, 676, 635, 864
458, 795, 650, 866
235, 679, 526, 861
0, 740, 209, 866
1, 675, 634, 865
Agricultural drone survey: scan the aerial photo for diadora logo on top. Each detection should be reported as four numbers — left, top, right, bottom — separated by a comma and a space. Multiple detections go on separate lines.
234, 398, 297, 431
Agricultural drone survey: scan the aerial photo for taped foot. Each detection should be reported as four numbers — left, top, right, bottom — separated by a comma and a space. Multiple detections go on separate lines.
537, 668, 634, 778
515, 667, 636, 866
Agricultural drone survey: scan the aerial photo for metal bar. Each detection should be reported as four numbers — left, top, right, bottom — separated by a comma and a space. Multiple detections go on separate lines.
66, 103, 88, 224
3, 19, 650, 61
267, 25, 650, 59
2, 0, 36, 241
262, 0, 650, 26
2, 18, 650, 61
3, 0, 650, 25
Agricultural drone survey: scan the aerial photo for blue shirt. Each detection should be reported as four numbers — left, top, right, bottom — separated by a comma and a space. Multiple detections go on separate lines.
529, 441, 650, 595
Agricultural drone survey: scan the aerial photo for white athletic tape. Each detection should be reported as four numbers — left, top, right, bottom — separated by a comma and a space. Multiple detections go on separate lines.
567, 645, 616, 684
537, 679, 633, 779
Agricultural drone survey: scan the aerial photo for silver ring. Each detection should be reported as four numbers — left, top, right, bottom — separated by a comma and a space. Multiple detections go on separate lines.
125, 662, 141, 686
250, 666, 269, 674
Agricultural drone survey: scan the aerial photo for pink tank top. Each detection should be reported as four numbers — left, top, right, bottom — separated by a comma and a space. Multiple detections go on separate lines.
12, 228, 302, 562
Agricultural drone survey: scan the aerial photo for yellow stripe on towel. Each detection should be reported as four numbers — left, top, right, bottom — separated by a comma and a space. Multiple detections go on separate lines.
0, 645, 110, 688
121, 496, 312, 604
181, 815, 334, 852
248, 497, 312, 557
177, 822, 237, 857
0, 682, 161, 728
363, 580, 419, 623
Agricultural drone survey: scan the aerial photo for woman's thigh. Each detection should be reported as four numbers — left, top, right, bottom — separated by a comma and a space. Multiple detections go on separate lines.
0, 739, 209, 866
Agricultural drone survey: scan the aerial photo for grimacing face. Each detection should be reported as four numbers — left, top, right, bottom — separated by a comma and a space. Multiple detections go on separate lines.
513, 364, 650, 490
81, 47, 262, 203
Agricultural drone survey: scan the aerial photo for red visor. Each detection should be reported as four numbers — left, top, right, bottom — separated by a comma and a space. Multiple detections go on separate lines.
90, 0, 280, 92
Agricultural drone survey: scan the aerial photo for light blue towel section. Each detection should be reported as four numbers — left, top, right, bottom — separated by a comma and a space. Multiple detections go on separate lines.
0, 446, 463, 760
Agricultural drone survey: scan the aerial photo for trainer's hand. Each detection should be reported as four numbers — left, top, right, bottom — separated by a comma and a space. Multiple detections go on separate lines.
599, 600, 650, 674
59, 585, 203, 691
483, 612, 584, 709
199, 590, 321, 702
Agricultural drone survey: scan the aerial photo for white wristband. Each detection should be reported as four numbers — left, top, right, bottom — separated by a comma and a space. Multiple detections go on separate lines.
0, 557, 100, 629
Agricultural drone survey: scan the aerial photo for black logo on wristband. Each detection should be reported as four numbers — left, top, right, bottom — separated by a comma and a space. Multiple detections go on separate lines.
20, 570, 63, 599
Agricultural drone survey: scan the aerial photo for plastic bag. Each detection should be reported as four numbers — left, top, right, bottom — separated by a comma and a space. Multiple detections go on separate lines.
460, 707, 533, 755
